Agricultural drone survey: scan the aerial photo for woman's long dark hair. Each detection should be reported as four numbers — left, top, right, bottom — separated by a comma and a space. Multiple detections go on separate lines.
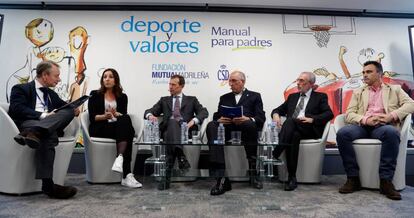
98, 68, 123, 97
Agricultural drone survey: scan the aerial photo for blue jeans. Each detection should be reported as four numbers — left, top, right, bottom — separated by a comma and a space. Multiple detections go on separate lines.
336, 124, 400, 181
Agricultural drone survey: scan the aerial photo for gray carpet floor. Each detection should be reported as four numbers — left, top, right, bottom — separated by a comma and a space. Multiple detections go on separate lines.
0, 174, 413, 218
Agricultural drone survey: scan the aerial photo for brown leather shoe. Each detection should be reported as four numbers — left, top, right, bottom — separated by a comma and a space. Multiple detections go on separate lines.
44, 184, 77, 199
339, 176, 362, 194
380, 179, 401, 200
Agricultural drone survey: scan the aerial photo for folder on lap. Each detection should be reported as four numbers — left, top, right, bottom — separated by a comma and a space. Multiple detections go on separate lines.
55, 95, 90, 112
220, 105, 243, 118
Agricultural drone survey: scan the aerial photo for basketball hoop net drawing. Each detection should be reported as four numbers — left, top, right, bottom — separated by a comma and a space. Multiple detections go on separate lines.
309, 25, 333, 48
282, 15, 356, 48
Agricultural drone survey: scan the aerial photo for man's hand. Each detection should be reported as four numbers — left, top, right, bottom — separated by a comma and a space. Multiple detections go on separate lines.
74, 108, 80, 117
232, 116, 250, 125
377, 113, 394, 125
297, 116, 313, 124
46, 110, 56, 117
218, 116, 232, 125
366, 116, 380, 126
187, 120, 195, 129
272, 114, 282, 129
148, 114, 158, 123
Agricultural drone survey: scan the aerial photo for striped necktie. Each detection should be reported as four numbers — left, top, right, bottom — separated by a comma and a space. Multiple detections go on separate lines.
292, 93, 306, 118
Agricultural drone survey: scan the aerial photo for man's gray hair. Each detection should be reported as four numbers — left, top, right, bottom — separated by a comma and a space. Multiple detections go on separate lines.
231, 70, 246, 82
301, 71, 316, 84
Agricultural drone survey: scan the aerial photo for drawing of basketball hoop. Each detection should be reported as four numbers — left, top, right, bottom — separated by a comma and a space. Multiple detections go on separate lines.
282, 15, 356, 48
309, 25, 333, 48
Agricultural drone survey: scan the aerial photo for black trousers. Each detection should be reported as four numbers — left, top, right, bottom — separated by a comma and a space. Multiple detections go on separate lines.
207, 120, 259, 175
89, 115, 135, 175
162, 119, 198, 168
273, 118, 321, 178
19, 108, 75, 180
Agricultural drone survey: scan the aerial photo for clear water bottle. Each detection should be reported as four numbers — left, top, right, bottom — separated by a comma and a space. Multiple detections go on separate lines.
152, 120, 160, 144
181, 122, 188, 144
270, 121, 279, 144
217, 123, 225, 145
143, 120, 151, 143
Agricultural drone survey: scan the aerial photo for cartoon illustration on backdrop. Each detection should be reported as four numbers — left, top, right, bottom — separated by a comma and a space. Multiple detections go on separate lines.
67, 26, 89, 112
284, 45, 414, 118
5, 18, 90, 104
282, 15, 356, 48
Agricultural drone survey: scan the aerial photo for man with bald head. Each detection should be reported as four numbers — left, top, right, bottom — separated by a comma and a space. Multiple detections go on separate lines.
271, 71, 333, 191
207, 70, 266, 196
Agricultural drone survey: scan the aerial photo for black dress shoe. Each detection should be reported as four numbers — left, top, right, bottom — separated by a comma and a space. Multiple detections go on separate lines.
14, 130, 41, 149
177, 155, 191, 170
14, 134, 26, 146
157, 180, 170, 190
210, 177, 232, 196
251, 176, 263, 189
284, 176, 298, 191
158, 172, 171, 191
44, 184, 77, 199
248, 169, 263, 189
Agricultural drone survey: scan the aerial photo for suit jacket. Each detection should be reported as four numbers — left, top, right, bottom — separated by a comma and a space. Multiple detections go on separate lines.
144, 94, 209, 132
271, 90, 333, 136
213, 89, 266, 130
8, 80, 67, 128
88, 90, 129, 135
346, 83, 414, 127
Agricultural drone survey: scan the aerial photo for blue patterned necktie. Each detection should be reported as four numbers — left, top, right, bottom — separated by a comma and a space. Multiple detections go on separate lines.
39, 87, 50, 112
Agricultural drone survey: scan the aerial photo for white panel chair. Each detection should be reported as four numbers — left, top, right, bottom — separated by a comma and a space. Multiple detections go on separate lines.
334, 113, 411, 190
80, 111, 140, 183
0, 102, 78, 194
278, 121, 331, 183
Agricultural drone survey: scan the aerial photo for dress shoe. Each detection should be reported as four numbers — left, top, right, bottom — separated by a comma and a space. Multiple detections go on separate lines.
177, 155, 191, 170
157, 178, 171, 190
14, 130, 41, 149
43, 184, 77, 199
158, 170, 171, 191
380, 179, 401, 200
339, 176, 362, 194
284, 176, 298, 191
14, 133, 26, 146
210, 177, 232, 196
251, 176, 263, 189
248, 170, 263, 189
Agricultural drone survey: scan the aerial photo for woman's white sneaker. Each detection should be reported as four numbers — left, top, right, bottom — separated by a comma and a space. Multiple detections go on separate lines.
121, 173, 142, 188
111, 155, 123, 173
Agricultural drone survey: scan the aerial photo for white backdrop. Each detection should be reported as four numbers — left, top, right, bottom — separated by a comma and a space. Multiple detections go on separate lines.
0, 9, 413, 123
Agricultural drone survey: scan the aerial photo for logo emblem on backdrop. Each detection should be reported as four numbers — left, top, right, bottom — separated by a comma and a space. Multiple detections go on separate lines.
217, 65, 229, 81
217, 65, 229, 87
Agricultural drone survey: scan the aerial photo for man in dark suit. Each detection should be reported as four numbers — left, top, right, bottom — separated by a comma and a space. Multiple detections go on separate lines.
207, 70, 266, 196
271, 71, 333, 191
144, 74, 208, 190
9, 60, 80, 199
